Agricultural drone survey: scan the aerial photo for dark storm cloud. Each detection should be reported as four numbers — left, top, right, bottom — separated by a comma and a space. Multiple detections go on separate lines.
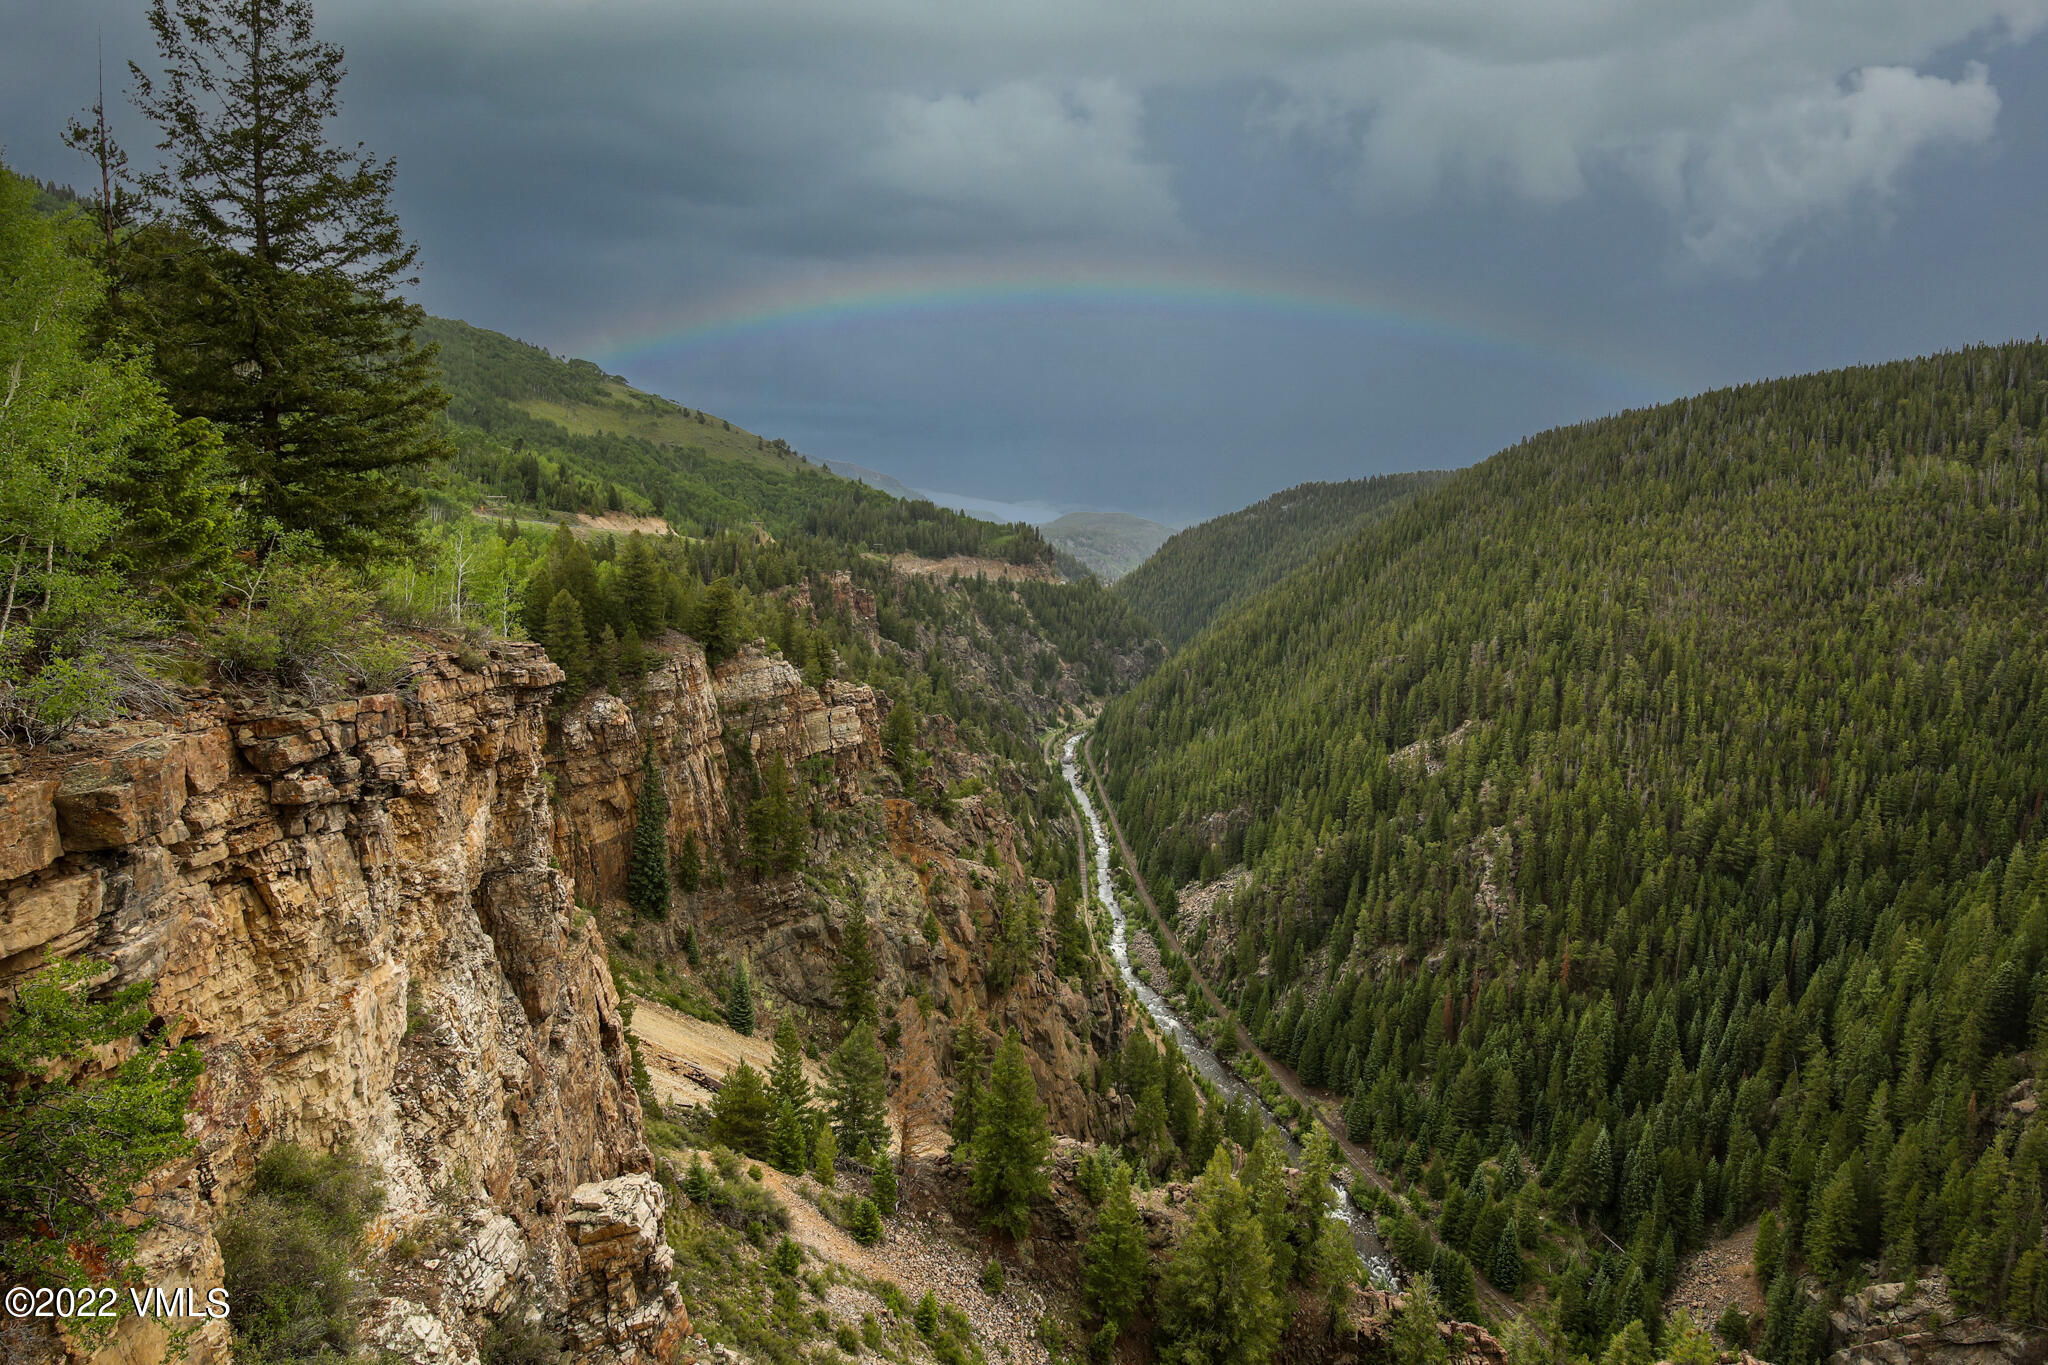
6, 0, 2047, 520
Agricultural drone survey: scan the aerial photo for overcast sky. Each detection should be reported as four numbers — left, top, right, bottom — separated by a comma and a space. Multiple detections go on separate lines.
7, 1, 2047, 524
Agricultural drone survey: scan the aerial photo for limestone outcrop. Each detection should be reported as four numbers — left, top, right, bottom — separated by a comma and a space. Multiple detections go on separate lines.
0, 645, 677, 1364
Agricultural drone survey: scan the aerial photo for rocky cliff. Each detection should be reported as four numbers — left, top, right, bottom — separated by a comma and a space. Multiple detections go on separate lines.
0, 645, 681, 1365
549, 639, 1115, 1141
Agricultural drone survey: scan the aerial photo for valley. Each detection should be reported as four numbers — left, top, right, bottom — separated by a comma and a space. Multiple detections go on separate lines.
7, 57, 2048, 1365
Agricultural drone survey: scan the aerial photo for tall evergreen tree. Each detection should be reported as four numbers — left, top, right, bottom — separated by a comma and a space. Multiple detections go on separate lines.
768, 1016, 811, 1116
1082, 1165, 1150, 1347
969, 1031, 1052, 1238
707, 1060, 772, 1158
626, 747, 670, 920
949, 1016, 988, 1156
1387, 1273, 1449, 1365
543, 589, 591, 694
725, 959, 755, 1037
696, 575, 741, 665
1155, 1146, 1283, 1365
128, 0, 449, 560
836, 909, 878, 1026
825, 1022, 890, 1158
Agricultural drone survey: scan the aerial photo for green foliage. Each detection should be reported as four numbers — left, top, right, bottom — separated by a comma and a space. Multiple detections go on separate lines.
979, 1257, 1005, 1296
847, 1196, 884, 1246
479, 1308, 565, 1365
1389, 1273, 1450, 1365
836, 910, 878, 1027
0, 167, 216, 739
709, 1060, 774, 1159
743, 754, 806, 878
219, 1144, 384, 1364
0, 957, 203, 1296
128, 0, 449, 561
949, 1016, 987, 1156
1155, 1146, 1282, 1365
872, 1158, 898, 1213
1081, 1166, 1150, 1342
1113, 471, 1447, 647
810, 1123, 837, 1188
968, 1031, 1052, 1239
725, 959, 756, 1036
825, 1023, 890, 1158
883, 701, 919, 776
1098, 339, 2048, 1330
1599, 1320, 1654, 1365
628, 747, 672, 919
210, 558, 415, 696
768, 1017, 812, 1115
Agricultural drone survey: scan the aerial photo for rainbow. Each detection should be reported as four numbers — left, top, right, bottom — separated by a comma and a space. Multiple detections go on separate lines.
585, 258, 1665, 392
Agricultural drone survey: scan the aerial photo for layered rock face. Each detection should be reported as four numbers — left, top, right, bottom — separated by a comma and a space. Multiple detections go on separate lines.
549, 639, 1113, 1141
1828, 1277, 2043, 1365
0, 645, 678, 1365
549, 642, 881, 909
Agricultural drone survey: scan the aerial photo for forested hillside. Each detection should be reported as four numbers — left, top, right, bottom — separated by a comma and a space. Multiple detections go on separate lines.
1114, 470, 1448, 646
1097, 343, 2048, 1357
424, 315, 1062, 563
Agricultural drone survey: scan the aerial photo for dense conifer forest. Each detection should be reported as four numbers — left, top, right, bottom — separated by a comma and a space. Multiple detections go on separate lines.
1114, 470, 1450, 647
1098, 342, 2048, 1356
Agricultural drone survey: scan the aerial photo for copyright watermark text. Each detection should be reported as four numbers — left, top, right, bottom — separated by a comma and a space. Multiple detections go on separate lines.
4, 1285, 230, 1320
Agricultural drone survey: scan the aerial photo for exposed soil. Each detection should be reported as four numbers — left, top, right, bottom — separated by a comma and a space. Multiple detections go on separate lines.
629, 998, 825, 1112
761, 1164, 1057, 1365
888, 554, 1059, 583
574, 510, 673, 536
1666, 1219, 1765, 1326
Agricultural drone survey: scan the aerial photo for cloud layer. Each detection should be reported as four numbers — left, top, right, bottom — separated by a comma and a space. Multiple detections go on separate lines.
304, 0, 2047, 272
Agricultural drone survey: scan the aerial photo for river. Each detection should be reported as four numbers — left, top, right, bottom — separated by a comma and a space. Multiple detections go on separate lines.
1061, 735, 1396, 1288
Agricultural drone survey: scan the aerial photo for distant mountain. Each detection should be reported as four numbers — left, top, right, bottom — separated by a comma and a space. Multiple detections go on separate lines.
1039, 511, 1174, 582
1113, 471, 1449, 646
824, 459, 921, 500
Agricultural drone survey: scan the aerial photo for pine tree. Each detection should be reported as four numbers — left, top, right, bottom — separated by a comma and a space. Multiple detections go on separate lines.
826, 1022, 890, 1158
1754, 1209, 1783, 1287
1307, 1212, 1359, 1333
837, 909, 878, 1025
1241, 1130, 1296, 1290
873, 1158, 898, 1213
725, 960, 755, 1037
1298, 1127, 1339, 1250
1804, 1162, 1860, 1285
1491, 1219, 1523, 1293
1156, 1146, 1283, 1365
627, 748, 670, 920
969, 1032, 1052, 1238
1388, 1273, 1450, 1365
1599, 1320, 1654, 1365
770, 1099, 808, 1175
708, 1060, 772, 1158
697, 576, 742, 665
683, 1156, 713, 1205
544, 589, 591, 694
847, 1196, 883, 1246
810, 1120, 837, 1187
949, 1017, 988, 1157
1082, 1165, 1150, 1344
769, 1017, 811, 1115
745, 753, 803, 878
883, 700, 918, 776
675, 831, 703, 895
128, 0, 449, 561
